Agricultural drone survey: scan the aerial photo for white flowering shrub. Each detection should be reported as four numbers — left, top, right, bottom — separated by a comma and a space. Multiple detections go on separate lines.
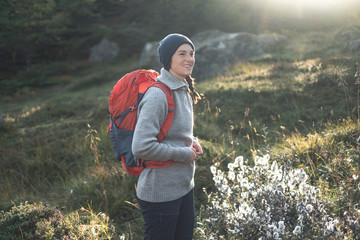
195, 154, 352, 239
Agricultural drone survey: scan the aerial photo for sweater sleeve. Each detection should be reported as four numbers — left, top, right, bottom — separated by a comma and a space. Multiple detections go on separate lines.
132, 87, 193, 162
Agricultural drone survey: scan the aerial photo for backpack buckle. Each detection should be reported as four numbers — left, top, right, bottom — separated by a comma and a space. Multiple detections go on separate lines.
129, 105, 137, 112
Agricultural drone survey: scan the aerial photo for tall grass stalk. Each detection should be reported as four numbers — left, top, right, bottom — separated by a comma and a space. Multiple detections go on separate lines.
85, 124, 110, 213
355, 59, 360, 124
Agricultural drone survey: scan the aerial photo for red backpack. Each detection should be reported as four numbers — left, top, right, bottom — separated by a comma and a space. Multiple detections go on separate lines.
108, 69, 175, 176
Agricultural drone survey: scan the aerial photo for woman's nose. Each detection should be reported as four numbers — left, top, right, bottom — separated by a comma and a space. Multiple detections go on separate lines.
186, 54, 194, 62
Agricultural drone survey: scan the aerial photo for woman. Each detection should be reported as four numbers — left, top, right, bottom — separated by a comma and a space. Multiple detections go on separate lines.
132, 33, 203, 240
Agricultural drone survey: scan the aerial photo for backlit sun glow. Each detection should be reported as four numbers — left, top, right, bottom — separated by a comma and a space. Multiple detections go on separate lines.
271, 0, 349, 8
297, 0, 344, 5
266, 0, 353, 18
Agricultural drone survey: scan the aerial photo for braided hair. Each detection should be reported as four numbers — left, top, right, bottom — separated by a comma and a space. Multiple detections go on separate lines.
185, 75, 201, 104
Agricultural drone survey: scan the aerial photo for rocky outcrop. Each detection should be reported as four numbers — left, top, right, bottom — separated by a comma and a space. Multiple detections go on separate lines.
334, 25, 360, 52
257, 34, 288, 49
348, 39, 360, 51
89, 38, 120, 62
192, 31, 269, 78
139, 30, 287, 79
139, 42, 159, 69
335, 25, 360, 42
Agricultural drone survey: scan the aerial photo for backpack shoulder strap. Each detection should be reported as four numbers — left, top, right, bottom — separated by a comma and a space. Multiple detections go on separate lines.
153, 81, 174, 142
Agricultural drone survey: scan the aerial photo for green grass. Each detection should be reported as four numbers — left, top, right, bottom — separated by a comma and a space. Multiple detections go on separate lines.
271, 118, 360, 214
1, 29, 360, 238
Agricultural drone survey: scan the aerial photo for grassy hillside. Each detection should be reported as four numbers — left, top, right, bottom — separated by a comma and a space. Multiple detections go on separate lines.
1, 29, 360, 239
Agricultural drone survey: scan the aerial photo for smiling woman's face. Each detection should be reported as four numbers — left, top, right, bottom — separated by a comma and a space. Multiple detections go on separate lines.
169, 43, 195, 80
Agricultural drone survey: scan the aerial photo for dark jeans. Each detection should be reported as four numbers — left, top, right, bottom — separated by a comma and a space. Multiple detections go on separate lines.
139, 189, 194, 240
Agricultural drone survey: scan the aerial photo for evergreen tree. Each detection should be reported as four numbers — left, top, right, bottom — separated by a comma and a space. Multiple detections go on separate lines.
0, 0, 57, 72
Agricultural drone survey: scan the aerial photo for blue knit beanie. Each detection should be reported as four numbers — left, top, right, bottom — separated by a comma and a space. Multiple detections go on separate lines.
157, 33, 195, 70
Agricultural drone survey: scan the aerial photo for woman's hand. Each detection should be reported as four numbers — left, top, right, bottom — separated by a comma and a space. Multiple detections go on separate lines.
192, 141, 203, 156
188, 149, 197, 163
187, 141, 203, 162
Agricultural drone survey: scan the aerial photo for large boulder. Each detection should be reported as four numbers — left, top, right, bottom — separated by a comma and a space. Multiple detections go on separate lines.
139, 30, 287, 79
257, 33, 288, 49
192, 31, 264, 78
334, 25, 360, 52
89, 38, 120, 62
139, 41, 160, 70
334, 25, 360, 42
348, 39, 360, 51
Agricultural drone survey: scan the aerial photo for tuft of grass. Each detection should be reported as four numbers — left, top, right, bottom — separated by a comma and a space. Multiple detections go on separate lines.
0, 202, 117, 239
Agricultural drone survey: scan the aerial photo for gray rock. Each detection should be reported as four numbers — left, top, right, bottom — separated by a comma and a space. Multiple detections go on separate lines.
89, 38, 120, 62
190, 30, 240, 50
348, 39, 360, 51
193, 31, 265, 78
139, 41, 160, 70
257, 33, 287, 49
334, 25, 360, 42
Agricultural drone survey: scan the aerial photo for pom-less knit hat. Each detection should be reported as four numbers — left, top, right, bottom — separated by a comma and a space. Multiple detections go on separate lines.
157, 33, 195, 70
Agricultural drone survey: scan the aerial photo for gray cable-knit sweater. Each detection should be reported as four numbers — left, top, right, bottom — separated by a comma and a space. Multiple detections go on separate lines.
132, 68, 196, 202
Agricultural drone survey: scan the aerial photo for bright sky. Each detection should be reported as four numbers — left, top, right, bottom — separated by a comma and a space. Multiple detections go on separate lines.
298, 0, 348, 8
271, 0, 350, 9
264, 0, 356, 19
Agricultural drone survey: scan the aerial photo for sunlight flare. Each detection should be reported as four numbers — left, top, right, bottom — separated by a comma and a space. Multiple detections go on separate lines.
271, 0, 348, 8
